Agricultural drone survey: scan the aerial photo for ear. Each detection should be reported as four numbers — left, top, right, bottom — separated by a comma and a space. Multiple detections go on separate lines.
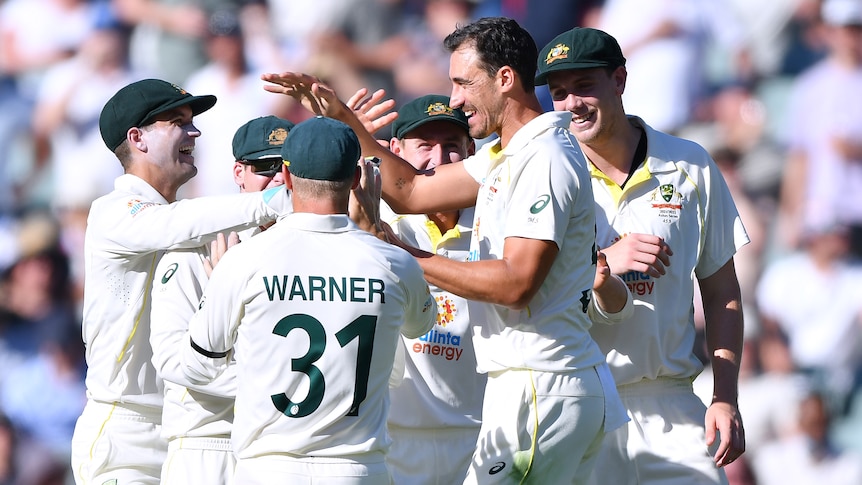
233, 161, 245, 187
128, 127, 146, 152
389, 137, 401, 155
467, 138, 477, 157
283, 166, 294, 191
497, 65, 516, 93
613, 66, 628, 96
351, 166, 361, 190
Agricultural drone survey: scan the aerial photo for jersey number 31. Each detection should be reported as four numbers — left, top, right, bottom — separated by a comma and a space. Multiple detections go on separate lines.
271, 314, 377, 419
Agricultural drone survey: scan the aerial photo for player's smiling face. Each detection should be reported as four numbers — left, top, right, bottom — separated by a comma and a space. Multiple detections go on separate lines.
235, 160, 286, 193
392, 122, 472, 171
448, 45, 503, 140
547, 66, 626, 146
141, 105, 200, 186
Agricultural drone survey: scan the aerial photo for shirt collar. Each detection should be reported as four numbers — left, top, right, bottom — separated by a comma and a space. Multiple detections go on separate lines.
279, 213, 358, 233
115, 174, 169, 204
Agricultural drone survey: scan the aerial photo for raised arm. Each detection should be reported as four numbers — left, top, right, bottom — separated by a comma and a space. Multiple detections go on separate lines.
262, 72, 479, 214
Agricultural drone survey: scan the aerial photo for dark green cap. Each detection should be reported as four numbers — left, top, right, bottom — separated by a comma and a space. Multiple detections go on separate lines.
391, 95, 469, 139
535, 27, 626, 86
99, 79, 217, 151
281, 117, 360, 181
232, 116, 295, 161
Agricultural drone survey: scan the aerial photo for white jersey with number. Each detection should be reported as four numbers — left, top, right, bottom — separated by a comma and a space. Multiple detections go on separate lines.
385, 206, 484, 429
589, 117, 750, 386
150, 246, 235, 440
181, 213, 437, 459
81, 174, 291, 408
461, 111, 606, 373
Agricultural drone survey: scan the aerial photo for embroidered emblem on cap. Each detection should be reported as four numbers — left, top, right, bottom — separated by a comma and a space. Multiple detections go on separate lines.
268, 128, 289, 146
426, 102, 454, 117
545, 43, 570, 65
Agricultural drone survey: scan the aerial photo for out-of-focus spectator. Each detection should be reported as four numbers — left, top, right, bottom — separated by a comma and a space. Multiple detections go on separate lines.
0, 211, 81, 484
590, 0, 738, 134
30, 19, 138, 308
302, 0, 406, 100
0, 0, 100, 215
756, 221, 862, 416
180, 8, 293, 198
390, 0, 478, 105
752, 391, 862, 485
679, 83, 785, 216
111, 0, 243, 84
779, 0, 862, 256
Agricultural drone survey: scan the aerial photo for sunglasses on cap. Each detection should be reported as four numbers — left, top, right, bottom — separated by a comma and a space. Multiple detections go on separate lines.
241, 158, 283, 177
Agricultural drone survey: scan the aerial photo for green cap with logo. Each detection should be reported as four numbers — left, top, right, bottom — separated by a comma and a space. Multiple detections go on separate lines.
99, 78, 217, 151
281, 116, 360, 181
391, 94, 469, 139
233, 116, 296, 161
534, 27, 626, 86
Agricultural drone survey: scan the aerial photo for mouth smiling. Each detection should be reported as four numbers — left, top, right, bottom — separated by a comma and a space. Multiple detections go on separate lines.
571, 111, 595, 125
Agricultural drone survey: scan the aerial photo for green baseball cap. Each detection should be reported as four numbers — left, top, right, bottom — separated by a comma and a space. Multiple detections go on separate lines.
99, 79, 217, 151
232, 116, 296, 161
391, 95, 469, 139
281, 116, 360, 182
534, 27, 626, 86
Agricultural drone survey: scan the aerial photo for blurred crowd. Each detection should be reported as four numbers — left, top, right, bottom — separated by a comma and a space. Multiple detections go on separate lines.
0, 0, 861, 483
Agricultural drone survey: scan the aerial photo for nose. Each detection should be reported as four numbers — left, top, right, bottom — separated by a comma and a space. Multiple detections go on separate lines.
271, 171, 285, 186
187, 123, 202, 137
449, 85, 465, 110
426, 145, 451, 170
563, 92, 584, 112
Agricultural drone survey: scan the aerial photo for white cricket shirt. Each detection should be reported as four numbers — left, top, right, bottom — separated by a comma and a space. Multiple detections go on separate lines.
461, 111, 607, 373
81, 174, 290, 408
589, 117, 750, 386
181, 213, 436, 459
150, 246, 235, 439
386, 207, 485, 429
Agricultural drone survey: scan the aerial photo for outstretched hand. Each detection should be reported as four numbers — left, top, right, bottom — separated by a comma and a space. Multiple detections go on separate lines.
346, 88, 398, 136
261, 71, 343, 118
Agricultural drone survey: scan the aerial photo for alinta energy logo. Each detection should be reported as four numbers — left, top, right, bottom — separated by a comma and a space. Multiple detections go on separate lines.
435, 294, 457, 326
410, 295, 464, 362
127, 198, 155, 217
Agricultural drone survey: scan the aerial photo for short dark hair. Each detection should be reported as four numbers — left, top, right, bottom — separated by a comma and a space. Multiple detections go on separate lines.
443, 17, 538, 93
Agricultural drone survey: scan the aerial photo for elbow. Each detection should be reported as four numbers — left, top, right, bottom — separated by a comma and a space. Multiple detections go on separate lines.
499, 286, 536, 311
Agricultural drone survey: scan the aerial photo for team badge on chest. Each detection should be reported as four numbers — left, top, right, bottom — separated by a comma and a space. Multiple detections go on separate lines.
649, 183, 684, 224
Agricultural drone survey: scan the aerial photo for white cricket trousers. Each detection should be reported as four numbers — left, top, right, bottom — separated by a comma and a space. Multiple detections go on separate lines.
585, 376, 730, 485
234, 452, 392, 484
161, 436, 235, 485
70, 400, 167, 485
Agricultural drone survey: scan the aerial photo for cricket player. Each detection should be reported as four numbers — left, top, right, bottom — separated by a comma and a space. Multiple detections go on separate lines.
535, 27, 748, 484
150, 115, 294, 484
181, 116, 437, 484
261, 17, 634, 485
379, 94, 483, 485
70, 79, 292, 485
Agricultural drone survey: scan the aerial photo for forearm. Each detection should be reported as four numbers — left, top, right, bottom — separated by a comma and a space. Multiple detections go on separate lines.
419, 254, 531, 309
701, 265, 744, 405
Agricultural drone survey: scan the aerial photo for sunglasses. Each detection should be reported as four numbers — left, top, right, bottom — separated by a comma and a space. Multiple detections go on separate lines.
242, 158, 283, 176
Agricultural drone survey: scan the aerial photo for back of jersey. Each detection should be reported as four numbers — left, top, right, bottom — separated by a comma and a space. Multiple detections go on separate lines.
227, 216, 434, 459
